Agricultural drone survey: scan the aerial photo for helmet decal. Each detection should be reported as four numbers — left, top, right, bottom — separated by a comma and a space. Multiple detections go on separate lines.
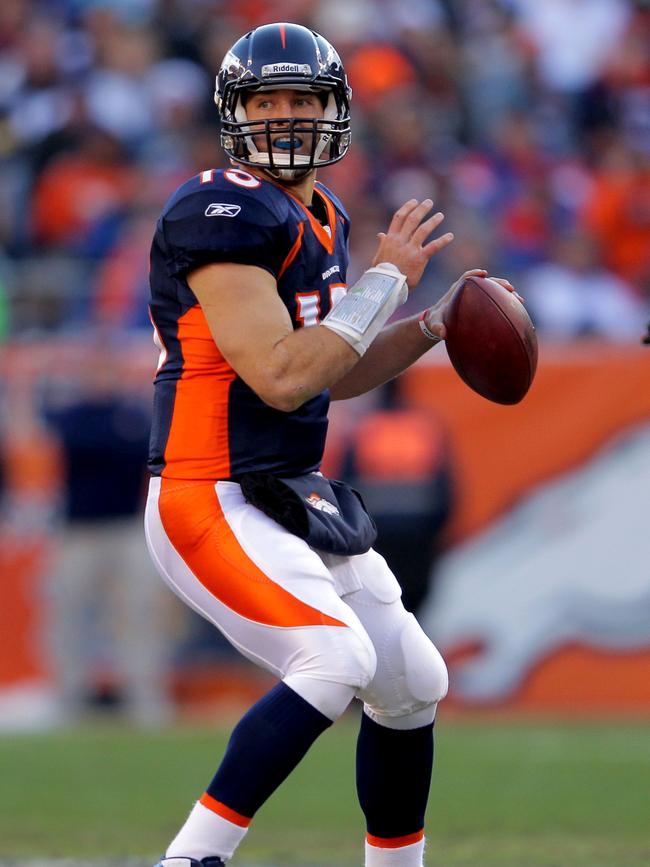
261, 63, 313, 77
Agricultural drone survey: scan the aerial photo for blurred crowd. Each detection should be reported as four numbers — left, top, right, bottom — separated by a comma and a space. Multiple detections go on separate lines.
0, 0, 649, 341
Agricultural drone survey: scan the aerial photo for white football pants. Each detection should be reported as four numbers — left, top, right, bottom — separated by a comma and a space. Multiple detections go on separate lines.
145, 477, 448, 727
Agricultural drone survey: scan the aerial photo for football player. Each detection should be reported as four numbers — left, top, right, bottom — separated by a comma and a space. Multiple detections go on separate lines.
145, 21, 509, 867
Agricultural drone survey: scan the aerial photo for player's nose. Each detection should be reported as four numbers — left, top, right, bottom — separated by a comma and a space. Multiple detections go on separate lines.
276, 104, 293, 120
275, 96, 298, 118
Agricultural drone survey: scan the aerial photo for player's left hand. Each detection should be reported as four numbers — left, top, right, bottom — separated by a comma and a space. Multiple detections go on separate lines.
372, 199, 454, 290
422, 271, 520, 340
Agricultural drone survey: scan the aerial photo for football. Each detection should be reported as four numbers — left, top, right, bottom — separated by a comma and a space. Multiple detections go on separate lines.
444, 275, 538, 405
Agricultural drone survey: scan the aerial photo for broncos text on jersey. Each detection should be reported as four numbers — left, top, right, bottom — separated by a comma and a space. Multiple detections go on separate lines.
148, 167, 350, 481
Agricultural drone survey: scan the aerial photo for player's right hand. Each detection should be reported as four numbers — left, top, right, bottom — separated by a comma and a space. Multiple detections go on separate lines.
372, 199, 454, 291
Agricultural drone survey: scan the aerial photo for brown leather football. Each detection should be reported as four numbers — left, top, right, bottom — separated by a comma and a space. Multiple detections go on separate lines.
444, 276, 538, 405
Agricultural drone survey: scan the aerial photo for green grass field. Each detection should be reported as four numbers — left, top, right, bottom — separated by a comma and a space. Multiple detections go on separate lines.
1, 714, 649, 866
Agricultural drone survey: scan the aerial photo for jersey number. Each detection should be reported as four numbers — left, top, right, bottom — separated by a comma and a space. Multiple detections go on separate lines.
200, 168, 262, 189
295, 284, 346, 328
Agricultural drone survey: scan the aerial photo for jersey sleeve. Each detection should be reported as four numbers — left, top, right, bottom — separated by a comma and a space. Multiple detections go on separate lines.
161, 185, 292, 280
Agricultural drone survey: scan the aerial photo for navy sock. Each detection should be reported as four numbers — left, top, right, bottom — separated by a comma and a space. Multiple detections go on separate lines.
356, 711, 434, 838
207, 682, 332, 818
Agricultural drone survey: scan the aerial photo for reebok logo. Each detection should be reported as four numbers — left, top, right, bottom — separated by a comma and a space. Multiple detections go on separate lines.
205, 203, 241, 218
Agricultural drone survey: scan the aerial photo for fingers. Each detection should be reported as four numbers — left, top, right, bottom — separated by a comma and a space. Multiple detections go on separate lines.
386, 199, 455, 264
492, 276, 524, 302
422, 231, 454, 257
401, 198, 434, 237
412, 210, 445, 247
492, 277, 515, 292
388, 198, 436, 238
413, 208, 455, 258
447, 268, 488, 295
387, 199, 420, 235
461, 269, 488, 281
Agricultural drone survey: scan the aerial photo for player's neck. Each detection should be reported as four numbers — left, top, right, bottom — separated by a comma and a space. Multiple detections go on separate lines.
246, 165, 317, 205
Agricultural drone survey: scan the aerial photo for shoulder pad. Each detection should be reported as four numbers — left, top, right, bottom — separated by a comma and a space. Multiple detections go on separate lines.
159, 169, 294, 279
163, 169, 291, 226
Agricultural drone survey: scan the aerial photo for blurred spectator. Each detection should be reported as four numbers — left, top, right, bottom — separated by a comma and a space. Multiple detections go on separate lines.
509, 0, 631, 94
340, 379, 455, 615
83, 22, 159, 145
597, 3, 650, 154
346, 44, 418, 108
0, 269, 9, 338
30, 126, 133, 251
459, 0, 534, 143
89, 208, 157, 330
521, 229, 648, 339
4, 17, 79, 151
42, 348, 172, 725
582, 144, 650, 290
140, 56, 211, 172
6, 256, 90, 333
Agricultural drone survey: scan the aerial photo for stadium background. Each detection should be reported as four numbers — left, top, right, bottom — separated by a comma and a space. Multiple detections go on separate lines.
0, 1, 649, 865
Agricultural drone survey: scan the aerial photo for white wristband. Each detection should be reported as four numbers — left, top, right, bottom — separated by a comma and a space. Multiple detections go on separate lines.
418, 310, 440, 342
322, 262, 408, 356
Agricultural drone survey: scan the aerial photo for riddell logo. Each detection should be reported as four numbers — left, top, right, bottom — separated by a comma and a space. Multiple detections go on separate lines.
306, 492, 340, 515
262, 62, 312, 76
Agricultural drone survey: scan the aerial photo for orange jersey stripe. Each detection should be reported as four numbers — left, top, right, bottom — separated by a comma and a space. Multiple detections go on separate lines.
199, 792, 251, 827
303, 186, 337, 254
278, 221, 304, 280
366, 830, 425, 849
163, 305, 235, 479
267, 179, 337, 254
158, 477, 348, 629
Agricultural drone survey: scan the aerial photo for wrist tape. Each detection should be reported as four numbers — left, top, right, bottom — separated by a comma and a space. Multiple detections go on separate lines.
322, 263, 408, 356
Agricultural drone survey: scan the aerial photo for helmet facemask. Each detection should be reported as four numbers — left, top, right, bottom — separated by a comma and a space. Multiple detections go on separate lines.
220, 85, 350, 181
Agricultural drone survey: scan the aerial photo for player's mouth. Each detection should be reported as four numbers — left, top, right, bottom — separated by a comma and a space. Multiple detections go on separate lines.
273, 136, 304, 150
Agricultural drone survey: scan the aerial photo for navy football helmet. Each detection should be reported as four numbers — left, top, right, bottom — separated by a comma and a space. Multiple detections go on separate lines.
215, 23, 352, 180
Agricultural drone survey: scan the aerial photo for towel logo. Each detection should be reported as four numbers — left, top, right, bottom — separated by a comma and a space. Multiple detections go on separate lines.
306, 492, 340, 515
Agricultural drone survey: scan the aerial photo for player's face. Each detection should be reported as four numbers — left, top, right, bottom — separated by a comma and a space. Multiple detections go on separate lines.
245, 88, 325, 159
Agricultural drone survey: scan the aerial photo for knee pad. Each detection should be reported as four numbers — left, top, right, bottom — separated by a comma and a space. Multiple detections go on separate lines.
284, 624, 377, 721
400, 613, 448, 706
362, 613, 448, 730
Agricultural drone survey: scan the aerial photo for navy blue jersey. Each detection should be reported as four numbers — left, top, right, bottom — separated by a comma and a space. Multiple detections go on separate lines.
148, 167, 350, 480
